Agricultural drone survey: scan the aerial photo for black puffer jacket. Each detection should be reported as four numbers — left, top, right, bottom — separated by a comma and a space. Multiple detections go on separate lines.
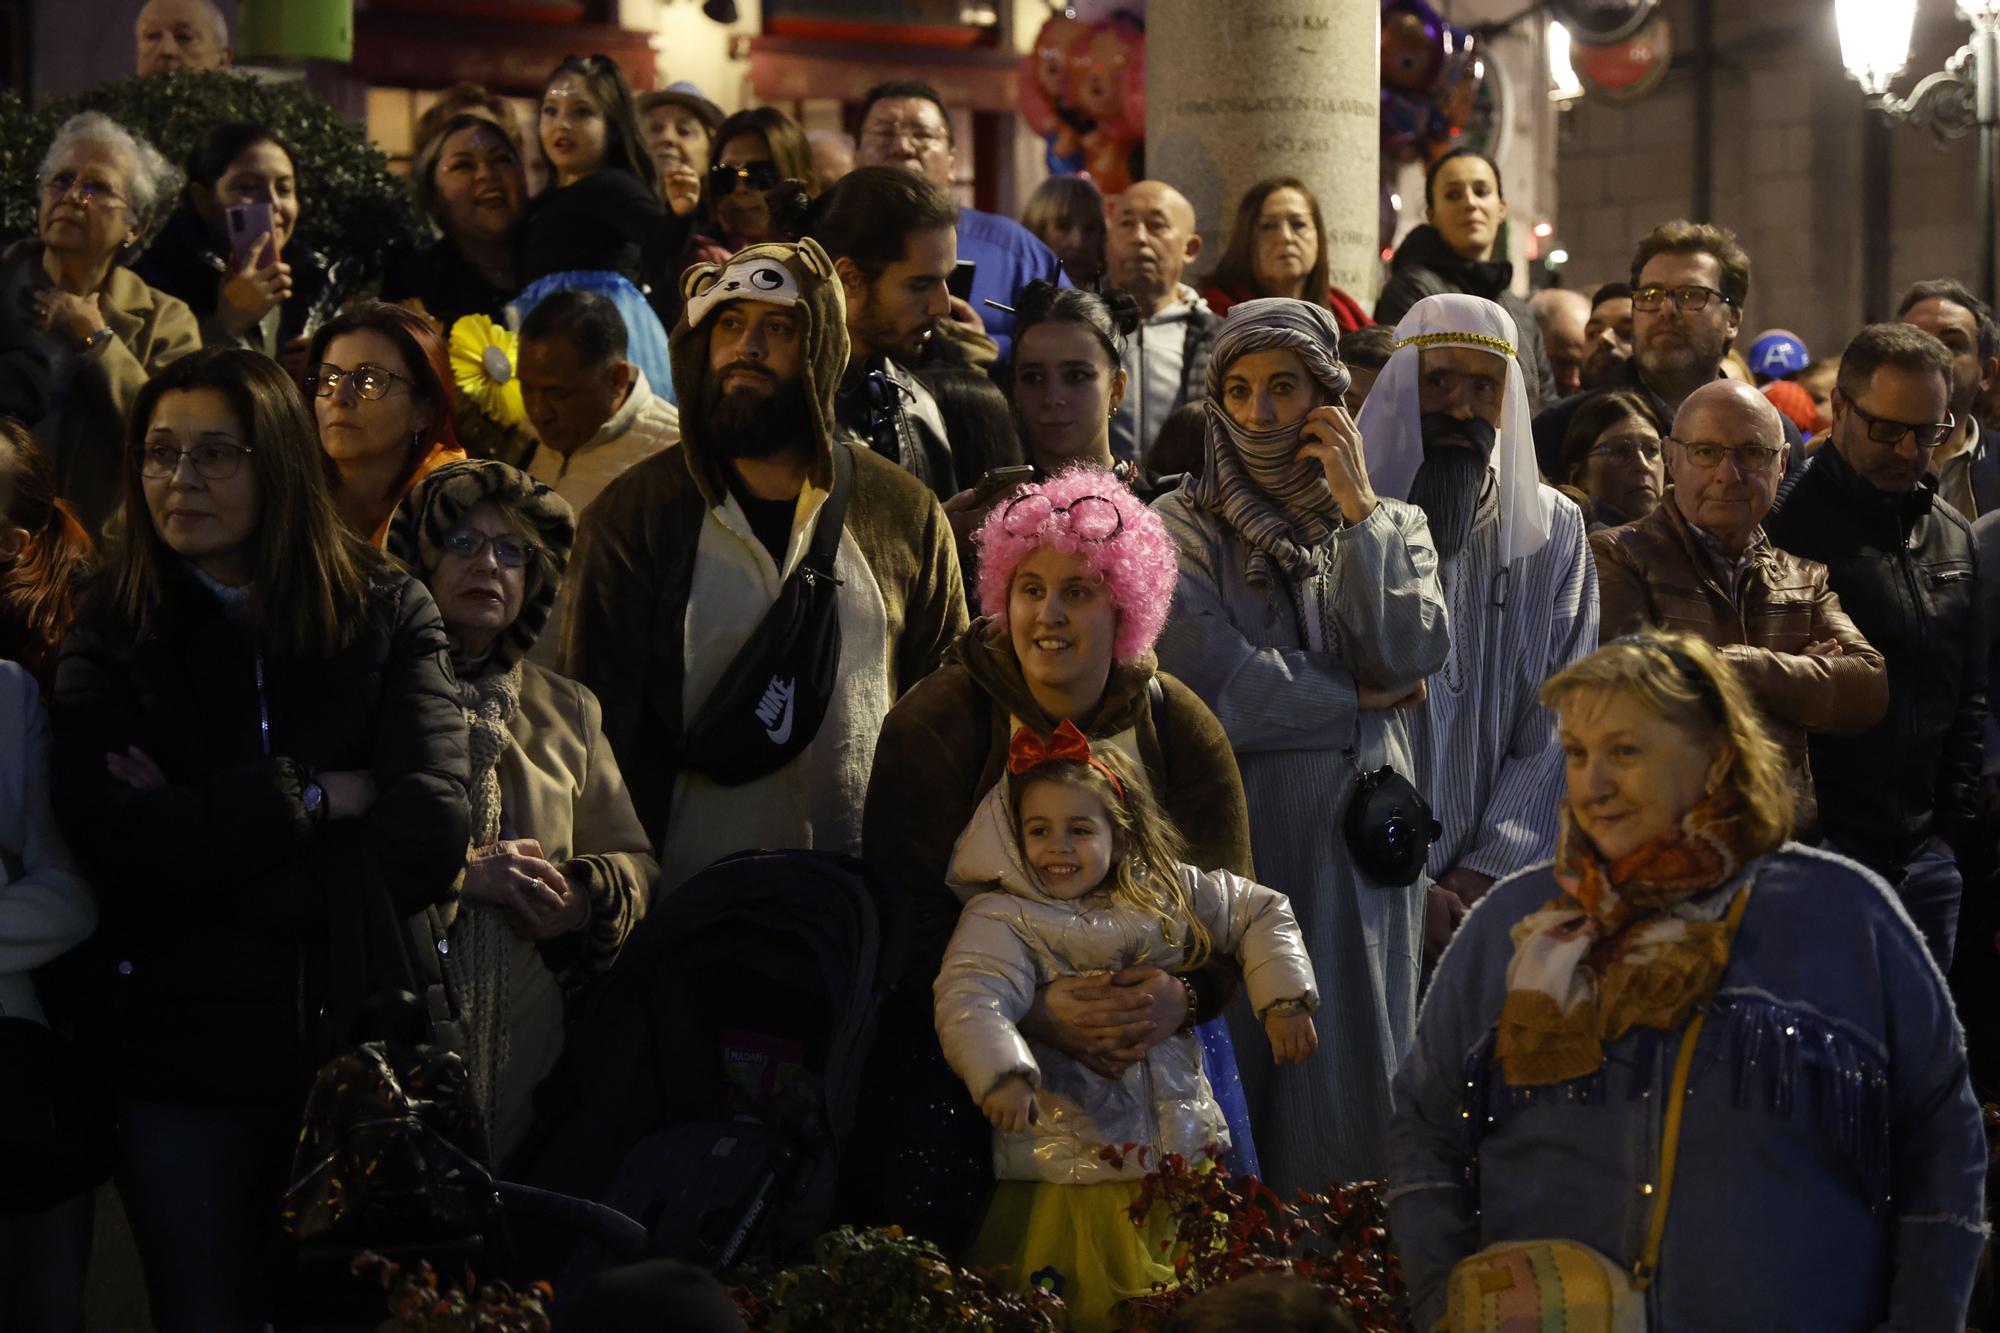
1373, 223, 1556, 412
49, 563, 470, 1105
1765, 443, 1987, 870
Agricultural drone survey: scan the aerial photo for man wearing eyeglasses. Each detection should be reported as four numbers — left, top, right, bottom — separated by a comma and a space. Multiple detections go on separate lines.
1590, 380, 1888, 837
853, 79, 1066, 369
1533, 221, 1805, 480
1765, 323, 1986, 969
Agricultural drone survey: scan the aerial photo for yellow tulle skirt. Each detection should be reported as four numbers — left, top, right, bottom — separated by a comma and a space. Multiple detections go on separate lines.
966, 1179, 1179, 1332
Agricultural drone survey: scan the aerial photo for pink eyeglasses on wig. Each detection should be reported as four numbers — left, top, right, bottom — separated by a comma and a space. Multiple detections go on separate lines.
971, 465, 1181, 665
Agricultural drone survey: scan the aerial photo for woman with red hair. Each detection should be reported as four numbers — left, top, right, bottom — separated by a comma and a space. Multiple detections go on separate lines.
859, 465, 1257, 1251
0, 420, 93, 694
304, 301, 468, 544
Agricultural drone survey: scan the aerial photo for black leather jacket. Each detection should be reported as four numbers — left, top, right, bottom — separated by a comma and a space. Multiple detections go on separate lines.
835, 356, 957, 503
1765, 444, 1987, 871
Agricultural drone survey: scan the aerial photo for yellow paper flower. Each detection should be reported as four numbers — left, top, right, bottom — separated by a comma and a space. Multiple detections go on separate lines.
449, 315, 525, 429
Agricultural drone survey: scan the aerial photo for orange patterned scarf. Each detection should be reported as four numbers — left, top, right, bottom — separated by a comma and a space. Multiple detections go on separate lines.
1495, 794, 1763, 1087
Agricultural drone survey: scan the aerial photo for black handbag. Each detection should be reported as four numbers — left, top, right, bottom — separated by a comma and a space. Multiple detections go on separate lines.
1343, 758, 1443, 888
0, 1014, 115, 1213
679, 444, 853, 787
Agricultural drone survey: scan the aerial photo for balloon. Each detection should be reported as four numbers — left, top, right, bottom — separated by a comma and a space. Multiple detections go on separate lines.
1021, 16, 1087, 142
1382, 6, 1443, 91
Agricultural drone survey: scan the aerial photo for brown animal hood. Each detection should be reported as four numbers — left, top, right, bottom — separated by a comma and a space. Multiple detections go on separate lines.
670, 237, 850, 505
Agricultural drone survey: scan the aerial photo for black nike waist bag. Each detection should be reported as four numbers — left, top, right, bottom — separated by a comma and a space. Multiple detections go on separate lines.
680, 444, 852, 787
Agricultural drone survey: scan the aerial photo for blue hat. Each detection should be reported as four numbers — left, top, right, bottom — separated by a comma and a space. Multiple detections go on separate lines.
1749, 331, 1809, 381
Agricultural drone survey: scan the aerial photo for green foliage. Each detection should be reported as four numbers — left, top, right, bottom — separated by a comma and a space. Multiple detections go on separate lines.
0, 70, 422, 279
359, 1252, 553, 1333
731, 1225, 1066, 1332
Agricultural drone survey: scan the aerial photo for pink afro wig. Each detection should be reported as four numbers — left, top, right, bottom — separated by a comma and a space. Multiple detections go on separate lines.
971, 464, 1181, 663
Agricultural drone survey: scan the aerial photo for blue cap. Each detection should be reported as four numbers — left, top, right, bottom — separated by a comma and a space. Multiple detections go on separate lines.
1749, 331, 1809, 380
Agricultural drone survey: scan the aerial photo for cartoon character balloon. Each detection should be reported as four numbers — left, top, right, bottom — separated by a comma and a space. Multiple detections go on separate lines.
1019, 11, 1144, 194
1019, 15, 1089, 175
1379, 0, 1483, 165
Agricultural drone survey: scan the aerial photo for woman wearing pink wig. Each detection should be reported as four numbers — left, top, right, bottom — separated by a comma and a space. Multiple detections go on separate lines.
855, 464, 1254, 1250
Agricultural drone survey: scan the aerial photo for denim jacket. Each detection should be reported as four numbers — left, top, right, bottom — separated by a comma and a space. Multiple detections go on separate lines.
1389, 844, 1985, 1332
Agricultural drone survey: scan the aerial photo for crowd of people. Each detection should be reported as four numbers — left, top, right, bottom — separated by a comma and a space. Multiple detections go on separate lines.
0, 1, 1995, 1330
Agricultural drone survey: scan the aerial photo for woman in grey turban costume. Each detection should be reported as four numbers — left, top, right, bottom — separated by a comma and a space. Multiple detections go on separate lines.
1151, 298, 1452, 1191
388, 458, 658, 1165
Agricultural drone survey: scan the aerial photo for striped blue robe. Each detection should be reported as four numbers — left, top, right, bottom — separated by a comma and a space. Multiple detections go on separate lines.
1412, 487, 1598, 891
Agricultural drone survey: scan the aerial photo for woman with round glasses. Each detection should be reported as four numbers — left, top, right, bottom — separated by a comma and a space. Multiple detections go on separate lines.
0, 111, 197, 536
48, 347, 470, 1330
304, 302, 468, 544
387, 459, 655, 1164
862, 464, 1256, 1250
1152, 296, 1451, 1194
1555, 387, 1668, 531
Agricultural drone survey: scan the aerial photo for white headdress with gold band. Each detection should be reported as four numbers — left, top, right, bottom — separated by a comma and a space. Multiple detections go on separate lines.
1355, 292, 1556, 565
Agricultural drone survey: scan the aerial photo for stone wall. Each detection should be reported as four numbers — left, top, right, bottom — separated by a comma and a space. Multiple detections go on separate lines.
1554, 0, 1985, 361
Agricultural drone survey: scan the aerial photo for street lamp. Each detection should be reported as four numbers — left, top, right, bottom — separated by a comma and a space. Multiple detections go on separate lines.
1838, 0, 2000, 307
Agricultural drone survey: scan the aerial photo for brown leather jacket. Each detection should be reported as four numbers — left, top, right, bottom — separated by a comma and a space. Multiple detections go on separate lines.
1590, 494, 1889, 821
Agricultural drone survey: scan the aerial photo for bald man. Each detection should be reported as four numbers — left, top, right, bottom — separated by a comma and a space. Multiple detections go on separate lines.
1529, 287, 1590, 398
1589, 379, 1887, 832
136, 0, 232, 75
1106, 179, 1214, 462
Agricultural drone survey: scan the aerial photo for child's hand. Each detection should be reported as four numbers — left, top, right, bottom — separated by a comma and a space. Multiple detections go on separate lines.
1265, 1010, 1318, 1064
981, 1075, 1038, 1132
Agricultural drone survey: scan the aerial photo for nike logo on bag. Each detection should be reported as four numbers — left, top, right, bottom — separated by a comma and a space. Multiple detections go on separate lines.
756, 676, 796, 744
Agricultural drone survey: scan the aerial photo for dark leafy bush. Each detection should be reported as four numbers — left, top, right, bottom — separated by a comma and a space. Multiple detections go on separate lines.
731, 1225, 1066, 1332
0, 70, 422, 281
1108, 1145, 1409, 1331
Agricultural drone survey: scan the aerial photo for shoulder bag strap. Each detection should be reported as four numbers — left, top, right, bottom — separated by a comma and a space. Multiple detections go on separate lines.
804, 441, 854, 576
1633, 874, 1755, 1290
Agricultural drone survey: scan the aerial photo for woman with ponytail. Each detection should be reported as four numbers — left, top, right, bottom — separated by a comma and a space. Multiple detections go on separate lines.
0, 419, 93, 695
940, 282, 1154, 559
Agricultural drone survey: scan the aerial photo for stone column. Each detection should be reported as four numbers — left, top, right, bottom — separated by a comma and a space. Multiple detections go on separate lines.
1146, 0, 1382, 305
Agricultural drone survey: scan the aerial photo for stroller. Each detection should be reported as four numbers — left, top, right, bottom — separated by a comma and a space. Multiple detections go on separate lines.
509, 849, 909, 1293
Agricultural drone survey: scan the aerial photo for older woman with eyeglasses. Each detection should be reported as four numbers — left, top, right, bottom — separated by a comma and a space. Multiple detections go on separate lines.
861, 465, 1256, 1251
1555, 387, 1667, 532
304, 301, 467, 544
1390, 631, 1982, 1331
0, 111, 199, 536
387, 459, 655, 1164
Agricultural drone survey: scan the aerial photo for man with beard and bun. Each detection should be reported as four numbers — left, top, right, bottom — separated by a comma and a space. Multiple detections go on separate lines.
1580, 282, 1633, 391
1357, 293, 1599, 955
558, 239, 968, 888
772, 166, 962, 501
1898, 278, 2000, 519
1533, 223, 1804, 479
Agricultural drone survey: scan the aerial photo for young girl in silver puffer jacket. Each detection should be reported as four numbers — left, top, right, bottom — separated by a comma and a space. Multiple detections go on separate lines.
935, 726, 1318, 1330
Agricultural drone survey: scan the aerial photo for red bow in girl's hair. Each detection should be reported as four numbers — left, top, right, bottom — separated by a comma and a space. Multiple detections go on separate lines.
1007, 720, 1126, 801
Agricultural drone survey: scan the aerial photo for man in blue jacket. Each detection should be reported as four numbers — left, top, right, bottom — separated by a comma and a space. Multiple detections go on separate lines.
853, 79, 1066, 370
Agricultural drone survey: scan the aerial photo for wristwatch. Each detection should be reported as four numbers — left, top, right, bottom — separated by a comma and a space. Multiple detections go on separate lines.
78, 325, 115, 353
302, 780, 326, 823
